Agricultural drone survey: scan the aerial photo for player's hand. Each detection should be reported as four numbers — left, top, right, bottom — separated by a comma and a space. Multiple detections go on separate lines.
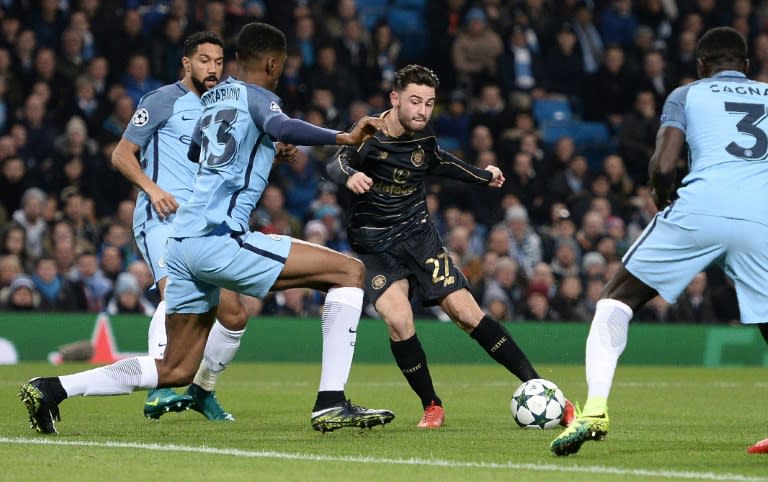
486, 165, 505, 188
274, 142, 298, 164
339, 116, 388, 145
346, 172, 373, 194
148, 186, 179, 220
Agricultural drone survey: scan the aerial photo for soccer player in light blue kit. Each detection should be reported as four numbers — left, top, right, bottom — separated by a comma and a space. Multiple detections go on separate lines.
19, 22, 394, 434
551, 26, 768, 456
111, 32, 245, 421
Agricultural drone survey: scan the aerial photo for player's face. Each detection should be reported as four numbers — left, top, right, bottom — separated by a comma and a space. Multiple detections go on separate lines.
392, 83, 435, 132
184, 42, 224, 95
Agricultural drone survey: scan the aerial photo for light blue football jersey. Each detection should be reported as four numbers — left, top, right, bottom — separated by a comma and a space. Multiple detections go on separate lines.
172, 77, 284, 238
661, 71, 768, 225
123, 82, 201, 228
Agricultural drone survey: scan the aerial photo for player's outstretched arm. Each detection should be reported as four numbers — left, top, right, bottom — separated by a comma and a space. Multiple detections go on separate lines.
111, 138, 179, 219
337, 116, 387, 145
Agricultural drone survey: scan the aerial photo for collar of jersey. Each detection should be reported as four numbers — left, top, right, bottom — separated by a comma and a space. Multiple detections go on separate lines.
712, 70, 746, 79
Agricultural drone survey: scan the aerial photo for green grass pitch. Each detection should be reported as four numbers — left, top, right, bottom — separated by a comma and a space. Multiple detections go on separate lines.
1, 362, 766, 481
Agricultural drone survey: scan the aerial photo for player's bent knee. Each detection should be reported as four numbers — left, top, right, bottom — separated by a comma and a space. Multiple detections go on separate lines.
218, 306, 248, 331
340, 256, 365, 288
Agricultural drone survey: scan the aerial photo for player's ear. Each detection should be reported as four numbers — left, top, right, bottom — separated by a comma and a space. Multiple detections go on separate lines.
389, 90, 399, 109
745, 58, 751, 75
181, 56, 191, 73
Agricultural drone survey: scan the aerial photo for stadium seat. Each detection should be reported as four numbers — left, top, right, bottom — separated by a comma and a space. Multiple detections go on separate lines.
360, 7, 388, 30
532, 98, 573, 125
387, 7, 424, 35
357, 0, 390, 6
394, 0, 427, 8
541, 120, 611, 150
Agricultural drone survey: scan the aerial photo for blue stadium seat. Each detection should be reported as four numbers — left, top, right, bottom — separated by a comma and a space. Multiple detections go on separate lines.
532, 98, 573, 125
387, 7, 423, 35
394, 0, 427, 8
360, 6, 389, 30
357, 0, 390, 6
541, 120, 610, 149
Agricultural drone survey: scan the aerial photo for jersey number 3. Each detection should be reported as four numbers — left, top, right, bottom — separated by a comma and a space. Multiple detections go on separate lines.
725, 102, 768, 160
201, 108, 238, 167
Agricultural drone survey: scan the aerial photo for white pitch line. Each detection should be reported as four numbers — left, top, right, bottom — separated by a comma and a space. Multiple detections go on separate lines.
1, 437, 765, 481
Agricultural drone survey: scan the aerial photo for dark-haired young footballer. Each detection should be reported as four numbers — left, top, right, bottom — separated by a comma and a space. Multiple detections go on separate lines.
551, 26, 768, 456
327, 64, 574, 429
20, 22, 394, 435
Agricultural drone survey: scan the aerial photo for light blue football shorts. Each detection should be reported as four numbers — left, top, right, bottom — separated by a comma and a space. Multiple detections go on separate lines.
134, 220, 173, 284
164, 227, 292, 314
623, 209, 768, 324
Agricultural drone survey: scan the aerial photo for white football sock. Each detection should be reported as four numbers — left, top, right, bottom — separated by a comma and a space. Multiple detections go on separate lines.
147, 300, 167, 359
585, 298, 633, 401
192, 320, 244, 391
318, 287, 363, 392
59, 356, 158, 396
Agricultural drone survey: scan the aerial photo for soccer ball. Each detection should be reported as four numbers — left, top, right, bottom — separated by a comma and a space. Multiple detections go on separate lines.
510, 378, 565, 429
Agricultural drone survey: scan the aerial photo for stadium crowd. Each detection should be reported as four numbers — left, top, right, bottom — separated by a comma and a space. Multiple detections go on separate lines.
0, 0, 755, 323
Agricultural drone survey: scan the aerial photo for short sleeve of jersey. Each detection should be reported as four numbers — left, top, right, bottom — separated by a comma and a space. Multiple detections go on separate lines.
123, 88, 178, 147
659, 85, 689, 132
245, 84, 284, 134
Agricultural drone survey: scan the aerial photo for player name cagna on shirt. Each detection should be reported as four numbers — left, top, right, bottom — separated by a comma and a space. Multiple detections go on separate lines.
708, 84, 768, 95
201, 86, 241, 105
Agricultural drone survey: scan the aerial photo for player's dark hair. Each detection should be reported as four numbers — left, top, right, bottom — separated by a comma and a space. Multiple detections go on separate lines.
183, 31, 224, 57
393, 64, 440, 92
696, 27, 747, 65
236, 22, 287, 62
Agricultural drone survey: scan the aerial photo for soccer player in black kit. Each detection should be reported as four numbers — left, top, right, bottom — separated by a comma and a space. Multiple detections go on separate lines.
326, 64, 574, 429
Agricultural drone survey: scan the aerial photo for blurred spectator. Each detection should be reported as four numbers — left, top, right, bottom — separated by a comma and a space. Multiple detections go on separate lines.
549, 154, 590, 209
275, 47, 308, 115
307, 43, 360, 110
520, 281, 559, 321
452, 7, 503, 93
426, 0, 467, 92
570, 1, 604, 75
498, 24, 541, 97
0, 275, 40, 310
290, 14, 320, 70
541, 22, 584, 101
668, 272, 717, 324
12, 187, 46, 258
481, 255, 522, 321
103, 9, 149, 75
619, 90, 659, 185
253, 184, 303, 237
581, 45, 635, 128
581, 251, 607, 282
105, 272, 154, 315
550, 237, 580, 281
31, 256, 87, 311
67, 11, 96, 62
0, 156, 32, 215
101, 94, 135, 141
0, 254, 22, 289
505, 204, 542, 277
434, 89, 471, 154
150, 18, 185, 84
551, 274, 589, 321
73, 251, 112, 312
636, 50, 675, 109
575, 210, 605, 253
635, 294, 671, 322
120, 54, 162, 106
470, 84, 515, 139
368, 21, 400, 95
335, 18, 369, 85
599, 0, 638, 49
275, 146, 320, 221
